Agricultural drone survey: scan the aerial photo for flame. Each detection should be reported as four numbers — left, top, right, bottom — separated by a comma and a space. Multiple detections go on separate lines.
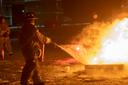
58, 16, 128, 65
74, 21, 114, 64
90, 18, 128, 64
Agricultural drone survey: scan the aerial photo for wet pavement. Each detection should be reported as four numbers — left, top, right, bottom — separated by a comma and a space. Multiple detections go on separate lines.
0, 40, 128, 85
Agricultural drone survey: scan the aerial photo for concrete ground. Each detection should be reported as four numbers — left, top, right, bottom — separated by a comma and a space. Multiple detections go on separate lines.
0, 40, 128, 85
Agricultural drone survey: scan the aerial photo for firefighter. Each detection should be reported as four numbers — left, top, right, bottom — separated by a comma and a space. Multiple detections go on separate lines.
0, 16, 13, 60
19, 12, 51, 85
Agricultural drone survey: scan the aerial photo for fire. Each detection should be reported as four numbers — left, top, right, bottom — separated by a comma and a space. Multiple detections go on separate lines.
58, 17, 128, 65
76, 46, 80, 51
91, 18, 128, 64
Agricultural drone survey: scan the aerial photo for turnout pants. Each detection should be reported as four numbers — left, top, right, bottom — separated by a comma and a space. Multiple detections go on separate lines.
20, 44, 44, 85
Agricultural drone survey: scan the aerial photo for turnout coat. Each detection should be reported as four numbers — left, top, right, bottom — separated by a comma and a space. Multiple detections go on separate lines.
19, 23, 49, 62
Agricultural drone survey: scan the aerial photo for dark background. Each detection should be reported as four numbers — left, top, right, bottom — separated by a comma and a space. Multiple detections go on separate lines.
11, 0, 122, 25
10, 0, 123, 44
61, 0, 122, 22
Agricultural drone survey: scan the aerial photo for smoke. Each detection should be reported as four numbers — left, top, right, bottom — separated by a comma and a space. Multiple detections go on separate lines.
58, 12, 128, 65
59, 19, 121, 64
75, 16, 128, 64
70, 21, 115, 64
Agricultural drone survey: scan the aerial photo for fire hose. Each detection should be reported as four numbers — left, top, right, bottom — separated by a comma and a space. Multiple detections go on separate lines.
51, 41, 74, 59
51, 41, 88, 64
51, 42, 66, 51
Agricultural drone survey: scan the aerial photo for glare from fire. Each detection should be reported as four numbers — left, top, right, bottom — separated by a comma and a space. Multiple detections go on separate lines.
75, 21, 114, 64
76, 46, 80, 51
59, 21, 112, 64
90, 18, 128, 64
58, 17, 128, 65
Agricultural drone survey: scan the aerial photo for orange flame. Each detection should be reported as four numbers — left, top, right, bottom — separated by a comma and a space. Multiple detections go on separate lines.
59, 16, 128, 65
90, 18, 128, 64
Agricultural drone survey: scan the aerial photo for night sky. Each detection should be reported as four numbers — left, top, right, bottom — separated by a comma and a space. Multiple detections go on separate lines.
10, 0, 123, 25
